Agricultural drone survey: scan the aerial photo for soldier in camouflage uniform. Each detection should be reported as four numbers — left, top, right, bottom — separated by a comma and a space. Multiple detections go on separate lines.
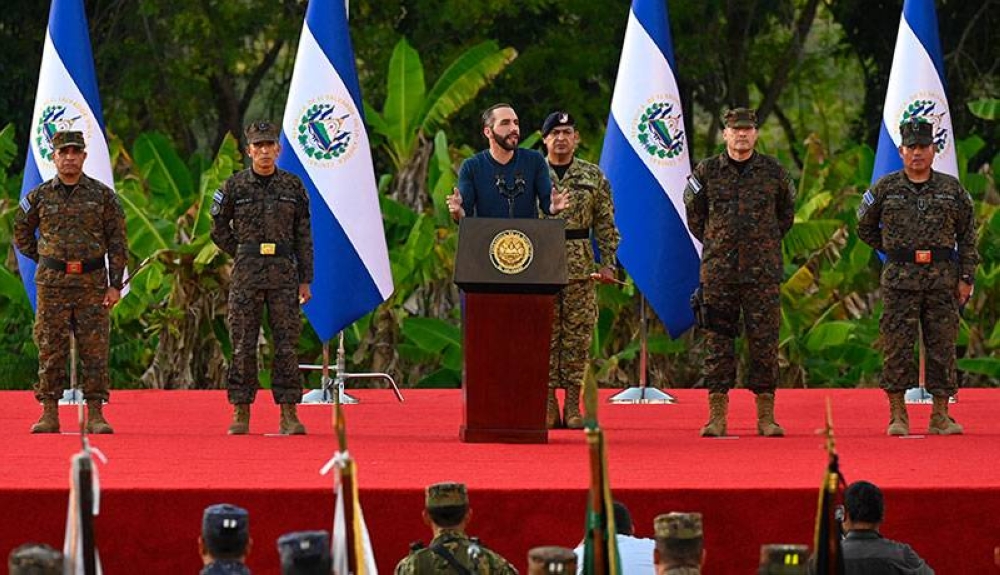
857, 118, 978, 436
199, 503, 252, 575
654, 512, 704, 575
8, 543, 63, 575
395, 482, 518, 575
683, 108, 796, 438
757, 544, 808, 575
14, 130, 127, 435
527, 546, 576, 575
211, 121, 314, 435
540, 111, 619, 430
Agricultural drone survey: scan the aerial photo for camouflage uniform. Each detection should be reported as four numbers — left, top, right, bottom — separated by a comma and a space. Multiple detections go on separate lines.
211, 164, 313, 405
654, 512, 704, 575
857, 169, 978, 397
394, 528, 518, 575
543, 158, 618, 396
683, 150, 795, 394
14, 164, 127, 404
8, 543, 63, 575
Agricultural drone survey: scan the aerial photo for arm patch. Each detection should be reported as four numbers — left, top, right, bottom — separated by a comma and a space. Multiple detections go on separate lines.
857, 189, 874, 218
684, 175, 702, 196
19, 196, 31, 213
210, 189, 224, 216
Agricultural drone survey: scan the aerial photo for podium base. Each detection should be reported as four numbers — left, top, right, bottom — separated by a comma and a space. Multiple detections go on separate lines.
460, 426, 548, 444
609, 386, 676, 404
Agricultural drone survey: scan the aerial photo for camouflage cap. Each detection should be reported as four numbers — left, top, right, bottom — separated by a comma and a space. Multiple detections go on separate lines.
277, 530, 331, 575
51, 130, 86, 150
8, 543, 63, 575
541, 111, 575, 137
724, 108, 757, 129
899, 118, 933, 146
202, 503, 250, 556
245, 120, 280, 144
654, 512, 703, 540
527, 546, 577, 574
425, 482, 469, 509
758, 544, 809, 575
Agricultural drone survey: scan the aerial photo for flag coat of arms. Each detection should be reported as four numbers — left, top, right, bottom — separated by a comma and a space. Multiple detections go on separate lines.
17, 0, 115, 310
599, 0, 700, 337
277, 0, 393, 342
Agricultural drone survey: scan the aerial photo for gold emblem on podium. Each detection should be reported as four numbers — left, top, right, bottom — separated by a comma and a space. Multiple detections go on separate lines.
489, 229, 533, 274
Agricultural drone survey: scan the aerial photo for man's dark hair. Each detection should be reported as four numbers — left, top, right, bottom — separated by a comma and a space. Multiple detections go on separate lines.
656, 537, 703, 566
481, 103, 513, 129
613, 501, 633, 535
427, 504, 469, 528
844, 480, 885, 524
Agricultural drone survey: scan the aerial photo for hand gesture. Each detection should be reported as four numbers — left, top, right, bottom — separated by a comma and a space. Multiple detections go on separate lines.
550, 186, 570, 215
447, 188, 465, 221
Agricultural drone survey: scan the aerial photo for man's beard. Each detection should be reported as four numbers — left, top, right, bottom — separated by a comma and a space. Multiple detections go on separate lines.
491, 129, 519, 151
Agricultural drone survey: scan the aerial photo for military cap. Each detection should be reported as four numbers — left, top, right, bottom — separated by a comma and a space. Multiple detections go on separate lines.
899, 118, 933, 146
654, 512, 703, 540
425, 482, 469, 509
527, 546, 577, 574
51, 130, 86, 150
8, 543, 63, 575
758, 544, 809, 575
541, 111, 575, 138
724, 108, 757, 129
277, 530, 331, 575
202, 503, 250, 556
245, 120, 280, 144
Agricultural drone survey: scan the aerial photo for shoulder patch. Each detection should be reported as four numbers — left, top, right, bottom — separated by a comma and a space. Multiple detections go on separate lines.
857, 189, 875, 218
19, 196, 31, 213
210, 188, 224, 216
684, 174, 702, 195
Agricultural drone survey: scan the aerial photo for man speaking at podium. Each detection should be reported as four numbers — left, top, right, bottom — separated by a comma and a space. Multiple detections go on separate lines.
447, 103, 569, 220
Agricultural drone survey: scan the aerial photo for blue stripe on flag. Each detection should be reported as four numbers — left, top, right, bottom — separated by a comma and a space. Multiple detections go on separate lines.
631, 0, 678, 70
903, 0, 946, 81
278, 137, 384, 342
47, 0, 106, 128
17, 138, 44, 310
871, 122, 903, 184
304, 0, 364, 114
602, 117, 700, 337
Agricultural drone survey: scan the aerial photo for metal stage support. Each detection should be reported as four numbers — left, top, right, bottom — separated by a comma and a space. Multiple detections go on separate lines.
300, 333, 403, 405
609, 295, 675, 404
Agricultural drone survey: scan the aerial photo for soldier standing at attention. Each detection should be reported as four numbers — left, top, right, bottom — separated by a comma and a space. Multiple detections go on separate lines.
446, 103, 569, 221
211, 121, 314, 435
14, 130, 127, 435
683, 108, 796, 438
540, 111, 619, 429
395, 482, 518, 575
857, 118, 977, 436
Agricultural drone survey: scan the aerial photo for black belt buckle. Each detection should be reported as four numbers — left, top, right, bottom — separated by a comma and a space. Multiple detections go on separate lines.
65, 260, 83, 274
914, 250, 932, 264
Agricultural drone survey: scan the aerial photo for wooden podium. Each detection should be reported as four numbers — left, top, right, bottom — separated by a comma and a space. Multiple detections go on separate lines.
454, 218, 567, 443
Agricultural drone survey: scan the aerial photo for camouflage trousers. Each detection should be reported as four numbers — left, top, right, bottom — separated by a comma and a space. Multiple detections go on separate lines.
549, 279, 596, 390
880, 287, 959, 396
227, 286, 302, 404
702, 282, 780, 394
34, 285, 110, 402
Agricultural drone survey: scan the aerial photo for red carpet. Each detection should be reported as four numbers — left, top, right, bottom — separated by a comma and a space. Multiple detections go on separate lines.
1, 389, 998, 573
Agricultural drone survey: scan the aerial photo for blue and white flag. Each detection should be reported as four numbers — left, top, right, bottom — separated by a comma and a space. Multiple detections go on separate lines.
871, 0, 958, 183
17, 0, 114, 311
277, 0, 393, 342
599, 0, 700, 337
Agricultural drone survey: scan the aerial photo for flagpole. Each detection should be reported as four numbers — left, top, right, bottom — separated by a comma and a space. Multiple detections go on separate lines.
609, 294, 675, 404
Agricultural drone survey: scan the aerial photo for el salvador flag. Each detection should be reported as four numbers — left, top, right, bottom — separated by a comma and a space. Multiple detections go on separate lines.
599, 0, 700, 338
17, 0, 114, 311
871, 0, 958, 184
277, 0, 393, 342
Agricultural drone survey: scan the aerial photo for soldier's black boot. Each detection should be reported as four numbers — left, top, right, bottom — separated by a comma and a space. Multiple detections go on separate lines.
279, 403, 306, 435
546, 387, 562, 429
886, 392, 909, 436
928, 395, 963, 435
228, 404, 251, 435
31, 399, 60, 434
563, 385, 584, 429
700, 393, 728, 437
86, 401, 114, 434
755, 393, 784, 437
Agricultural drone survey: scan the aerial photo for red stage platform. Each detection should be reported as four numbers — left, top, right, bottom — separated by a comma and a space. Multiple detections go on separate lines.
1, 389, 998, 573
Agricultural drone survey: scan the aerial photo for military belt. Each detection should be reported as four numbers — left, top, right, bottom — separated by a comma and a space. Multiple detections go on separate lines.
39, 256, 105, 275
565, 229, 589, 240
886, 248, 956, 264
237, 242, 291, 256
